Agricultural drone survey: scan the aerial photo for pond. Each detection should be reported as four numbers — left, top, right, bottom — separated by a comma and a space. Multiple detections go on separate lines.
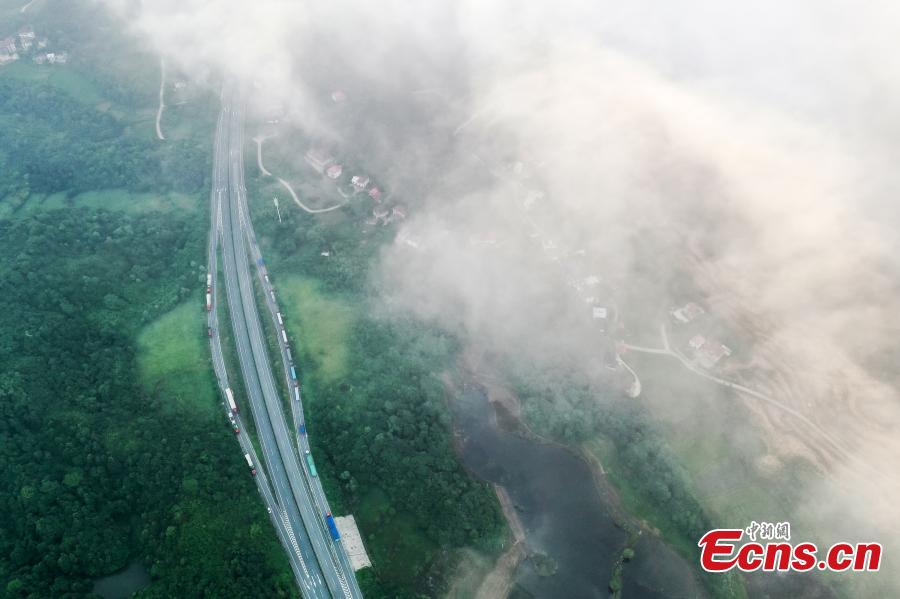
92, 562, 150, 599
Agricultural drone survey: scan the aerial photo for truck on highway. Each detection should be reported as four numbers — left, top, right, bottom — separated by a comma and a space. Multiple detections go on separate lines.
305, 450, 317, 477
325, 512, 340, 541
293, 387, 300, 402
290, 366, 297, 381
206, 292, 212, 311
225, 388, 238, 413
276, 312, 283, 325
244, 453, 256, 475
281, 330, 288, 344
298, 422, 306, 434
206, 273, 212, 290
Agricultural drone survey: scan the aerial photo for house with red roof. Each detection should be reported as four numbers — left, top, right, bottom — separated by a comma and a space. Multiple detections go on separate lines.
688, 334, 706, 350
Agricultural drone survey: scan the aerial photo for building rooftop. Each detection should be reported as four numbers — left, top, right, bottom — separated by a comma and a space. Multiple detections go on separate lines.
333, 515, 371, 571
304, 147, 334, 173
672, 302, 705, 324
688, 334, 707, 350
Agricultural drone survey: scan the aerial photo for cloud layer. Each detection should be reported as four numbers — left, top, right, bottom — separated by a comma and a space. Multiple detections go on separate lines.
105, 0, 900, 592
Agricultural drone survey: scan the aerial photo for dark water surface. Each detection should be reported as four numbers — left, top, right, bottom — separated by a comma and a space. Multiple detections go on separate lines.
451, 388, 708, 598
92, 562, 150, 599
452, 388, 626, 598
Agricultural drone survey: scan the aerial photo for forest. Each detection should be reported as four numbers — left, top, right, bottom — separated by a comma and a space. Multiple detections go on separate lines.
245, 173, 507, 597
0, 77, 207, 202
0, 1, 299, 595
0, 209, 296, 597
0, 0, 507, 593
309, 319, 505, 597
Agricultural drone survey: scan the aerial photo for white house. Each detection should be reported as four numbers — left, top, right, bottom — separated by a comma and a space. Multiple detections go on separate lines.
351, 175, 370, 191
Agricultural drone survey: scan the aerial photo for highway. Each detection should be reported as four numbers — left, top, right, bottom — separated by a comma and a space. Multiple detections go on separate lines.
236, 125, 362, 594
208, 85, 362, 598
206, 91, 323, 595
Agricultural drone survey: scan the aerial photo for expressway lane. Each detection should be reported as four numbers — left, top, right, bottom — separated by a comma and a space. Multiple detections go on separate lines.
220, 102, 331, 597
208, 89, 328, 597
224, 92, 359, 599
208, 83, 363, 598
236, 137, 362, 599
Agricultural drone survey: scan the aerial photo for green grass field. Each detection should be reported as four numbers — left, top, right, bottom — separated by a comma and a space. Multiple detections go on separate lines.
75, 189, 199, 213
0, 60, 105, 104
137, 300, 217, 419
1, 189, 200, 220
276, 275, 355, 383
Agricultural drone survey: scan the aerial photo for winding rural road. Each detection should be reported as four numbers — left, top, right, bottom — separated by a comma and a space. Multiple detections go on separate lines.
155, 58, 166, 141
623, 323, 883, 476
276, 177, 344, 214
252, 135, 344, 213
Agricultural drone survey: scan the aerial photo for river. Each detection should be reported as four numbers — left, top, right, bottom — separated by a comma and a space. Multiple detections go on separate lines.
450, 385, 707, 598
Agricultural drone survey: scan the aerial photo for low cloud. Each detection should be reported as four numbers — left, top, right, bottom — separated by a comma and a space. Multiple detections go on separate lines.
105, 0, 900, 591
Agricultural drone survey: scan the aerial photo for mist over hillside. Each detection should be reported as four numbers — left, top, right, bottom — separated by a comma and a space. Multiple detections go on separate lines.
105, 0, 900, 593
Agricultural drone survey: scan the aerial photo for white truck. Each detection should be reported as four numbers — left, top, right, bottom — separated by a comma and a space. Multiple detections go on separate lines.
225, 388, 237, 413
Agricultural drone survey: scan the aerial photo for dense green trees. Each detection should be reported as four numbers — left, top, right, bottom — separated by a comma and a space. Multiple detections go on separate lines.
0, 209, 296, 597
312, 319, 502, 542
0, 1, 300, 594
0, 78, 208, 199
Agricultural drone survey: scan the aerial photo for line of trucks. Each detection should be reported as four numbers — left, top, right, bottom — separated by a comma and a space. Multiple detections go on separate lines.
243, 449, 338, 539
210, 270, 340, 541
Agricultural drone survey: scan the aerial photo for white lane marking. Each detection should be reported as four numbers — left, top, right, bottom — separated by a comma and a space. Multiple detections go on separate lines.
280, 508, 311, 579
